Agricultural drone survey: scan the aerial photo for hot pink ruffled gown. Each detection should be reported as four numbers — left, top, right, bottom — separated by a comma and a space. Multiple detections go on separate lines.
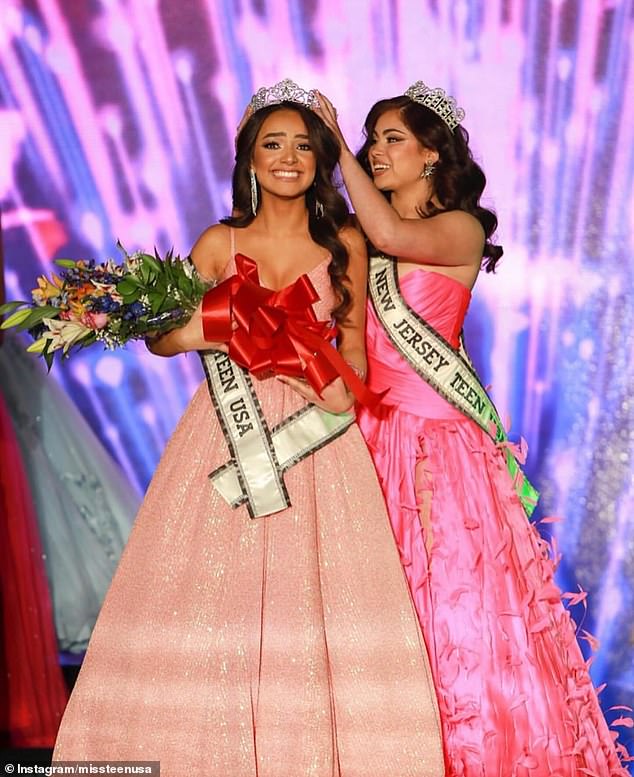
53, 256, 445, 777
357, 268, 628, 776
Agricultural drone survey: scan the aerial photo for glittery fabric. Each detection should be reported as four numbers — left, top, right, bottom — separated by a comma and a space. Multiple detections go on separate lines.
53, 259, 445, 776
357, 268, 629, 776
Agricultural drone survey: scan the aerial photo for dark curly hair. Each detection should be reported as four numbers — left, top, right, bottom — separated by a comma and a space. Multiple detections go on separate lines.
356, 96, 503, 272
222, 102, 352, 322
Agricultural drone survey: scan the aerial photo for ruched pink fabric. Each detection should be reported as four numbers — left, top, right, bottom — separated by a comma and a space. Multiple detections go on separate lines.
53, 257, 445, 777
358, 268, 629, 776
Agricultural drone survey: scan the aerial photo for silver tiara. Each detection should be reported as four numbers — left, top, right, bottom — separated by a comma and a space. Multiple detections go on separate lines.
404, 81, 465, 130
248, 78, 319, 113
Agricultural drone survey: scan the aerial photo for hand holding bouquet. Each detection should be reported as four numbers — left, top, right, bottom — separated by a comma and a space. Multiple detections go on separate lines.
0, 245, 209, 368
0, 247, 382, 409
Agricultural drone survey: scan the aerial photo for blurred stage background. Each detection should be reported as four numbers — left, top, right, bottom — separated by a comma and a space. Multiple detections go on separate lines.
1, 0, 632, 759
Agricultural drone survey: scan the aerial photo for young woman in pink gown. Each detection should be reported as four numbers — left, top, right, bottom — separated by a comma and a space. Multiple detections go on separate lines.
311, 87, 629, 775
52, 82, 444, 776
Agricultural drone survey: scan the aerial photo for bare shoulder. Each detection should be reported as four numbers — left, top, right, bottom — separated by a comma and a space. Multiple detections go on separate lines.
431, 210, 486, 261
190, 223, 232, 280
434, 210, 485, 240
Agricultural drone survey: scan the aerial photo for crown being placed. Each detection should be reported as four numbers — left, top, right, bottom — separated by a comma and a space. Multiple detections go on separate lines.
404, 81, 465, 130
248, 78, 319, 113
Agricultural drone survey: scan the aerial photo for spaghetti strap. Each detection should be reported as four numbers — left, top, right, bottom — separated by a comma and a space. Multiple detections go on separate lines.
229, 226, 236, 261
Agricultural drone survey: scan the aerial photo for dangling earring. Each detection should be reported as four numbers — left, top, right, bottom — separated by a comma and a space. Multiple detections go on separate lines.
249, 168, 258, 215
422, 161, 436, 179
311, 180, 324, 219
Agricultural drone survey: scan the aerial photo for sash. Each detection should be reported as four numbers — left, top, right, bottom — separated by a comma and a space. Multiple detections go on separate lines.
201, 350, 353, 518
368, 254, 539, 517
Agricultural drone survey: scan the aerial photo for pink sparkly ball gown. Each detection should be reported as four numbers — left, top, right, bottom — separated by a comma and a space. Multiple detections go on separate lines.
53, 253, 445, 777
357, 266, 628, 776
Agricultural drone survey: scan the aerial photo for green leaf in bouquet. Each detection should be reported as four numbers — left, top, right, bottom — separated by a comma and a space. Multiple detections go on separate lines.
157, 298, 180, 314
127, 272, 147, 287
1, 307, 39, 330
148, 290, 167, 315
191, 273, 206, 296
42, 339, 57, 371
20, 305, 61, 330
29, 336, 57, 371
54, 258, 79, 269
79, 332, 98, 349
177, 273, 193, 298
139, 261, 152, 285
165, 251, 178, 277
142, 253, 162, 275
0, 300, 29, 316
163, 259, 175, 286
150, 275, 167, 299
26, 336, 48, 354
117, 278, 142, 296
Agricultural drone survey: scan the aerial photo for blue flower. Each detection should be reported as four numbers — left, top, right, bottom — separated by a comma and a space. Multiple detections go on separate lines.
122, 301, 147, 320
90, 295, 121, 313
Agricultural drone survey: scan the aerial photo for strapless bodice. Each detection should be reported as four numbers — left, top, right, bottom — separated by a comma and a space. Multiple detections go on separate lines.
365, 268, 471, 419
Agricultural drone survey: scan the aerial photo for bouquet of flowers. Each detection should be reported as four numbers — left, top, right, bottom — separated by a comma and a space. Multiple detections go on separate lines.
0, 247, 381, 410
0, 245, 208, 368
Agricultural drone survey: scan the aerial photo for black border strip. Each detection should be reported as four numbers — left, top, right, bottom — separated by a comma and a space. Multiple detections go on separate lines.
271, 405, 354, 472
369, 255, 505, 444
201, 350, 290, 519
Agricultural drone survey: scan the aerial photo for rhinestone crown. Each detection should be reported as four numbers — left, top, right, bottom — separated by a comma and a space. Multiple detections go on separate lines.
248, 78, 319, 113
404, 81, 465, 130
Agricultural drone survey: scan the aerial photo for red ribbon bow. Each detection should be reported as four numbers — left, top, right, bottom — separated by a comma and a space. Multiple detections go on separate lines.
201, 254, 384, 411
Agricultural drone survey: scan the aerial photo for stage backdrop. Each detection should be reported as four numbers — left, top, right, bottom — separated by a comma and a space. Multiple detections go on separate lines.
1, 0, 632, 749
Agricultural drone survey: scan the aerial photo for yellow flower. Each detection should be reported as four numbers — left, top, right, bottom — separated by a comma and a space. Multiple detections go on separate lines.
32, 274, 63, 304
69, 300, 88, 318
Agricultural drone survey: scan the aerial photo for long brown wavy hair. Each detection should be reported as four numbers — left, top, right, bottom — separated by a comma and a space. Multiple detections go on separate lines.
356, 96, 503, 272
222, 102, 352, 322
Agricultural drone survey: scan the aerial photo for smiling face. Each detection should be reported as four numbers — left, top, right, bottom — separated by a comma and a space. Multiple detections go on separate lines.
368, 108, 438, 195
250, 108, 317, 202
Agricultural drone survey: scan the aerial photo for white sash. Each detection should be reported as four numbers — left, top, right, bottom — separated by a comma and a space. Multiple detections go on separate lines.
201, 350, 353, 518
368, 254, 539, 516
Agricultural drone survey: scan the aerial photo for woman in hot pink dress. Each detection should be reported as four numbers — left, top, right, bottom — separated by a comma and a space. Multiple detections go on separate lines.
53, 82, 444, 776
313, 86, 629, 775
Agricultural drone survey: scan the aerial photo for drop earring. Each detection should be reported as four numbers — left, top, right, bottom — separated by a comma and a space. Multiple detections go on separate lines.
315, 199, 324, 219
422, 161, 436, 179
250, 168, 258, 214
